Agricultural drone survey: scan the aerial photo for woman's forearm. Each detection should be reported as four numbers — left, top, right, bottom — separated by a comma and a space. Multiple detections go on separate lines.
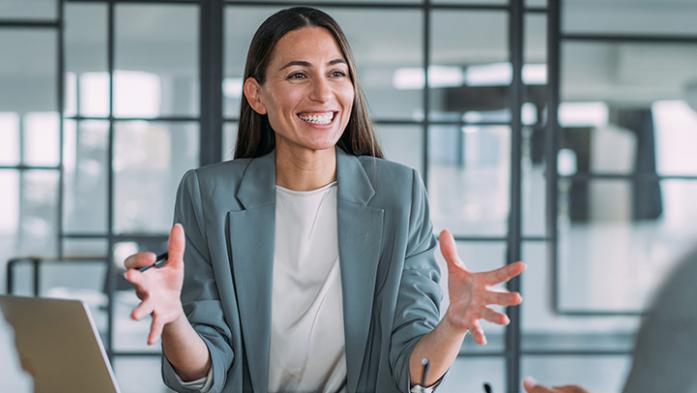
409, 311, 468, 386
162, 314, 212, 381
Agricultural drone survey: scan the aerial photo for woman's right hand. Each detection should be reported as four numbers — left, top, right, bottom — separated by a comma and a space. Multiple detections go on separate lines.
123, 223, 186, 345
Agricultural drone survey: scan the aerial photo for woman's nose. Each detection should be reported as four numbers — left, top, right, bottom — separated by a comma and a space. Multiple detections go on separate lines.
309, 77, 331, 102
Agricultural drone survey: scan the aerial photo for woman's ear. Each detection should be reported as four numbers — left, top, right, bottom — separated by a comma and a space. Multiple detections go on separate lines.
243, 77, 267, 115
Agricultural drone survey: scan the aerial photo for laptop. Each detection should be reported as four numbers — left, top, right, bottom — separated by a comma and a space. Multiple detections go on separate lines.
0, 295, 121, 393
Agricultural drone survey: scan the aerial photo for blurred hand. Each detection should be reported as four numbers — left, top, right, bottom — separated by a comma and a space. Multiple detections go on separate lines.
439, 228, 526, 344
523, 377, 591, 393
123, 223, 186, 345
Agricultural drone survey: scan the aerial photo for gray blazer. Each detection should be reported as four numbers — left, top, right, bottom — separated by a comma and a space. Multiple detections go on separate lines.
622, 247, 697, 393
161, 147, 443, 393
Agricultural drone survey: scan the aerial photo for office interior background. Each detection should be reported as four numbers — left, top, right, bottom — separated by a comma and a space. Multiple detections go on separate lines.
2, 0, 697, 392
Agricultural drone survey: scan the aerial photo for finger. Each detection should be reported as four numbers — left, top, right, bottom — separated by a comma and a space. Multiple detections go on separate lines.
481, 307, 510, 325
168, 223, 186, 268
131, 300, 154, 321
124, 269, 147, 287
523, 377, 553, 393
471, 320, 487, 345
124, 252, 157, 270
484, 290, 523, 307
148, 313, 164, 345
438, 229, 467, 271
483, 261, 526, 285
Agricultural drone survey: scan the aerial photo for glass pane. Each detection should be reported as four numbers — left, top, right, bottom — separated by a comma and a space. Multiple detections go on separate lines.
115, 5, 198, 117
523, 127, 546, 237
114, 121, 199, 234
429, 125, 510, 236
224, 7, 423, 120
431, 11, 509, 121
434, 241, 508, 354
375, 125, 423, 176
222, 121, 239, 162
563, 0, 697, 36
65, 3, 108, 117
0, 112, 20, 165
438, 357, 504, 393
0, 170, 59, 286
24, 112, 60, 166
561, 42, 697, 176
0, 30, 58, 164
522, 242, 640, 352
113, 358, 164, 392
63, 238, 108, 257
522, 356, 631, 393
434, 0, 505, 4
557, 179, 697, 312
0, 0, 56, 19
527, 0, 546, 6
63, 120, 109, 233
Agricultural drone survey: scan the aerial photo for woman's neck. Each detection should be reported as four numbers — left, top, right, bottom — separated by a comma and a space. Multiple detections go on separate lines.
274, 143, 337, 191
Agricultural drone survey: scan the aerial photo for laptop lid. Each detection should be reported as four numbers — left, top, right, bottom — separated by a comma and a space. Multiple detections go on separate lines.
0, 296, 121, 393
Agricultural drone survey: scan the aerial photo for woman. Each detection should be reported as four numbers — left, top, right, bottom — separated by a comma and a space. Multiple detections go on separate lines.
123, 7, 525, 393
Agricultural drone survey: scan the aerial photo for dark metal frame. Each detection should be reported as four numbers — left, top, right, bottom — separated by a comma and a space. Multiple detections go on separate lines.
9, 0, 695, 390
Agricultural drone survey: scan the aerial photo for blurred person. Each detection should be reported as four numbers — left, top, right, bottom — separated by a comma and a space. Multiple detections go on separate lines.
524, 247, 697, 393
122, 7, 526, 393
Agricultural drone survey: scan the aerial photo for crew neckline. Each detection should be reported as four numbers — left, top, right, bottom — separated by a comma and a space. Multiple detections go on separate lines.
275, 181, 337, 195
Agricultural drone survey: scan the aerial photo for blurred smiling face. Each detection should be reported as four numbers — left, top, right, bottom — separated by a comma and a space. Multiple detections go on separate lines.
244, 26, 355, 153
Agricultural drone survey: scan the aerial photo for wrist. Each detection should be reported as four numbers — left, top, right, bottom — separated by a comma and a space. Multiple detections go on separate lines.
442, 306, 469, 336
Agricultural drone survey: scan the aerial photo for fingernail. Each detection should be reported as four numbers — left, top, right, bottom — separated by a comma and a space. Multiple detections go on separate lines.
523, 377, 537, 387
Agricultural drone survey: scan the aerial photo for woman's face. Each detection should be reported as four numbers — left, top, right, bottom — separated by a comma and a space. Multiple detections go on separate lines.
244, 26, 355, 154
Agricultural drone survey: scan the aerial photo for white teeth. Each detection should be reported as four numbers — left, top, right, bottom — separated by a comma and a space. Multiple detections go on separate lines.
298, 112, 334, 125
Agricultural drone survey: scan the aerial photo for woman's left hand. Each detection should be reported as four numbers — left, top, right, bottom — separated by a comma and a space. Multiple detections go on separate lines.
439, 228, 526, 344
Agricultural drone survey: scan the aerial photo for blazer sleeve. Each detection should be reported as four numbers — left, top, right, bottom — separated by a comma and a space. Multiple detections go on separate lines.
161, 169, 234, 393
390, 169, 444, 392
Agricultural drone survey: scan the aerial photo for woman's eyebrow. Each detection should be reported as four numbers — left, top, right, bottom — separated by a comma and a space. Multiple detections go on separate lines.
279, 58, 347, 70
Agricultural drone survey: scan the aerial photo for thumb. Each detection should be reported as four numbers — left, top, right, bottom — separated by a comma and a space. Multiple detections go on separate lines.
523, 377, 551, 393
438, 228, 466, 271
168, 223, 186, 267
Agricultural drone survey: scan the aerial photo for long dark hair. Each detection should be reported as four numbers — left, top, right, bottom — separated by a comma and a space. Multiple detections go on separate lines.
234, 7, 383, 159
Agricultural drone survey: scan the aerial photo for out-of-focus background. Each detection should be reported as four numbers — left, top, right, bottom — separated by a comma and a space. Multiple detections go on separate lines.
2, 0, 697, 392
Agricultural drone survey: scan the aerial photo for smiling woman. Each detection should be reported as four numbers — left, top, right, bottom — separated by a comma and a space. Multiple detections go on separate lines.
122, 7, 525, 393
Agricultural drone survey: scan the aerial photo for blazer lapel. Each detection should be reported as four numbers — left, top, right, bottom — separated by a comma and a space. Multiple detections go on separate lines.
336, 148, 385, 392
227, 150, 276, 393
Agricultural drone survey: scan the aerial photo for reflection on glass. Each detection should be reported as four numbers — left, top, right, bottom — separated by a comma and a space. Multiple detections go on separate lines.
0, 0, 57, 19
63, 120, 108, 233
222, 122, 239, 162
65, 3, 108, 117
429, 125, 510, 236
522, 242, 640, 352
114, 121, 199, 234
522, 356, 631, 393
24, 112, 60, 166
438, 357, 504, 393
224, 7, 423, 119
563, 0, 697, 36
557, 180, 697, 312
0, 112, 20, 165
115, 4, 198, 117
12, 171, 59, 257
375, 125, 423, 176
562, 42, 697, 176
431, 11, 509, 121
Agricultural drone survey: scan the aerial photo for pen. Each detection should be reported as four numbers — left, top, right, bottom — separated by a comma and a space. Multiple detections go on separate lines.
483, 382, 493, 393
420, 358, 430, 388
138, 252, 169, 273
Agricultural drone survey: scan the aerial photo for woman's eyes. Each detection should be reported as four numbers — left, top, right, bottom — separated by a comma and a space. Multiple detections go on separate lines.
286, 70, 347, 80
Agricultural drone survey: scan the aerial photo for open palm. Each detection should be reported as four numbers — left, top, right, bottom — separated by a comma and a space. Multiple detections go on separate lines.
439, 229, 525, 345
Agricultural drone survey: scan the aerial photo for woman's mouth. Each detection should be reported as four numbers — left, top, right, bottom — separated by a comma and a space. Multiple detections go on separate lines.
297, 111, 337, 126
